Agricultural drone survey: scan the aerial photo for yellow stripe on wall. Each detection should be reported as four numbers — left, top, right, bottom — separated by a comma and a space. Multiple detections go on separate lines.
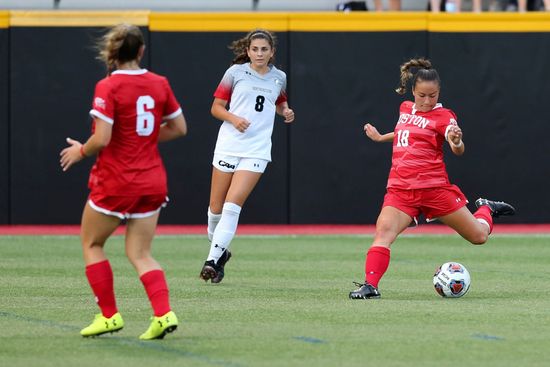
150, 12, 289, 32
9, 11, 150, 27
0, 11, 9, 28
289, 12, 427, 32
429, 13, 550, 32
4, 11, 550, 32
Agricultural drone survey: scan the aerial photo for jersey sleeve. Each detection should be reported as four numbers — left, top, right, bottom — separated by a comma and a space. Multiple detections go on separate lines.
213, 66, 235, 101
437, 109, 459, 139
275, 75, 288, 105
162, 78, 182, 120
89, 78, 115, 124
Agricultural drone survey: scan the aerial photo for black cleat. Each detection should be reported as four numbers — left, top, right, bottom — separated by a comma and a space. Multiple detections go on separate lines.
349, 282, 381, 299
475, 198, 516, 218
200, 260, 220, 282
211, 250, 231, 284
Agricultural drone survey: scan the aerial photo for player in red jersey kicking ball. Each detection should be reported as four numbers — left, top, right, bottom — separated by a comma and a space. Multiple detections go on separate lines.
199, 29, 294, 284
349, 58, 515, 300
60, 24, 187, 338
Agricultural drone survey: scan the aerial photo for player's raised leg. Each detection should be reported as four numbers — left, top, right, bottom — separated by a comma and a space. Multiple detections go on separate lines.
440, 199, 515, 244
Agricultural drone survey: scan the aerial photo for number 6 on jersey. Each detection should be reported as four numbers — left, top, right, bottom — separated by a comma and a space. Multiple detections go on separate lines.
136, 95, 155, 136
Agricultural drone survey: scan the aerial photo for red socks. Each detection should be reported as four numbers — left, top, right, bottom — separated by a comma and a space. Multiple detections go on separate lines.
140, 270, 171, 317
85, 260, 118, 318
473, 205, 493, 234
365, 246, 391, 288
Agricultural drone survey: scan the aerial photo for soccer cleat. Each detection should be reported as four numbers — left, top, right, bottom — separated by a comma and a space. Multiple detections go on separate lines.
349, 282, 381, 300
139, 310, 178, 340
199, 260, 220, 282
475, 198, 516, 218
80, 312, 124, 337
211, 250, 232, 284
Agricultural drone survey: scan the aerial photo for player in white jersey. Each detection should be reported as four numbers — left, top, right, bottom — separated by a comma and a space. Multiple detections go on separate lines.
200, 29, 295, 283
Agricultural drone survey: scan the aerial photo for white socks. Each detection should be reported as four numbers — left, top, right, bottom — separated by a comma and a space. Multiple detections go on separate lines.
207, 202, 242, 263
207, 207, 222, 242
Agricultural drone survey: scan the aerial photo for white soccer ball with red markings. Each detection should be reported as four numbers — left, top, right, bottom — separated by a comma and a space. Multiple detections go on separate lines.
433, 262, 471, 298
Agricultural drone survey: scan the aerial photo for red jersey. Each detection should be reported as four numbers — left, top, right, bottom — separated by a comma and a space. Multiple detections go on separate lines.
387, 101, 458, 189
88, 69, 182, 196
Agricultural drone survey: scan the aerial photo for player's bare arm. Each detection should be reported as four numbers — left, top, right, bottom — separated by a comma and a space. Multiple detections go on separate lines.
159, 113, 187, 142
364, 123, 394, 143
447, 126, 465, 156
60, 118, 112, 171
211, 97, 250, 133
276, 102, 294, 123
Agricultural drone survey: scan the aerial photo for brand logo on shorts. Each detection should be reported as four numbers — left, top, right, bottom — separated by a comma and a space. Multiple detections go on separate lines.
218, 160, 236, 169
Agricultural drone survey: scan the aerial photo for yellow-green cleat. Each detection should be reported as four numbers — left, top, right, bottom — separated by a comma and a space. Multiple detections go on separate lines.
139, 311, 178, 340
80, 312, 124, 337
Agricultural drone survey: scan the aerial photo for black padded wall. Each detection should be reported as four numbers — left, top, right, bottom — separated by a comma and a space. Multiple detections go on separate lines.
4, 23, 549, 224
288, 31, 428, 223
430, 32, 550, 223
9, 26, 150, 224
0, 26, 8, 224
151, 31, 290, 224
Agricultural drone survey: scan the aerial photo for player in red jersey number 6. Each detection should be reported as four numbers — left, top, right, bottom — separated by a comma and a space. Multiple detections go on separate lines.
60, 24, 187, 338
200, 29, 294, 284
349, 58, 515, 300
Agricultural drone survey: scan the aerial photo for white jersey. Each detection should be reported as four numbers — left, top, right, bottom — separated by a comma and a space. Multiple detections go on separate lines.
213, 63, 288, 161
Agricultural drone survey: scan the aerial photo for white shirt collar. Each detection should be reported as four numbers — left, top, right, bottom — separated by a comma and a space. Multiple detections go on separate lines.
412, 103, 442, 115
112, 69, 148, 75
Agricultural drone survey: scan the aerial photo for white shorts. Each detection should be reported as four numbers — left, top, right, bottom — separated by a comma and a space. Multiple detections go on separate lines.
212, 154, 268, 173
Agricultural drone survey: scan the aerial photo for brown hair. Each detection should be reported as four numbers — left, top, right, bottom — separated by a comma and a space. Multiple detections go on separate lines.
96, 23, 144, 74
229, 29, 276, 65
395, 58, 441, 95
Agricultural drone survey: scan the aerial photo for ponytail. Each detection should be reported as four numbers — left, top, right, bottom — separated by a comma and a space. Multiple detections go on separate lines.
96, 23, 144, 75
395, 58, 440, 95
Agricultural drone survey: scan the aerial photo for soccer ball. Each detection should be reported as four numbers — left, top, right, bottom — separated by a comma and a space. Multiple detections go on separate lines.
433, 262, 471, 298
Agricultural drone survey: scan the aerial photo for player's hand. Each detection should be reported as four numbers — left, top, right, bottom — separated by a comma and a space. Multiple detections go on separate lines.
282, 108, 294, 123
232, 117, 250, 133
60, 137, 84, 172
364, 123, 382, 142
448, 126, 463, 146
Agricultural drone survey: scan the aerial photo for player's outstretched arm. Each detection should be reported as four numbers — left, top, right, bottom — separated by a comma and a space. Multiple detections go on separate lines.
364, 123, 394, 143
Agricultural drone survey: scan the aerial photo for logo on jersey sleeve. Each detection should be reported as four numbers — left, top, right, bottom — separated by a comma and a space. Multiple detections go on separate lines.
94, 97, 106, 110
450, 118, 458, 126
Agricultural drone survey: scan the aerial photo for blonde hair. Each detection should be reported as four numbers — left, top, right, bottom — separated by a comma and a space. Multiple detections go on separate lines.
96, 23, 144, 74
229, 29, 276, 65
395, 58, 440, 95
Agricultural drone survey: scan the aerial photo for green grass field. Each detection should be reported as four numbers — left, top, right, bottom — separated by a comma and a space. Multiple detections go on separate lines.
1, 234, 549, 367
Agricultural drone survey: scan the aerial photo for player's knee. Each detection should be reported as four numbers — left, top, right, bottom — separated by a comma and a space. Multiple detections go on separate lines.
469, 232, 488, 245
373, 223, 398, 245
209, 201, 223, 214
125, 247, 149, 264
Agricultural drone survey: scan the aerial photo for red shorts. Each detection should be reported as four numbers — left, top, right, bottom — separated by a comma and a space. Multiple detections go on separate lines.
382, 185, 468, 222
88, 192, 168, 219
